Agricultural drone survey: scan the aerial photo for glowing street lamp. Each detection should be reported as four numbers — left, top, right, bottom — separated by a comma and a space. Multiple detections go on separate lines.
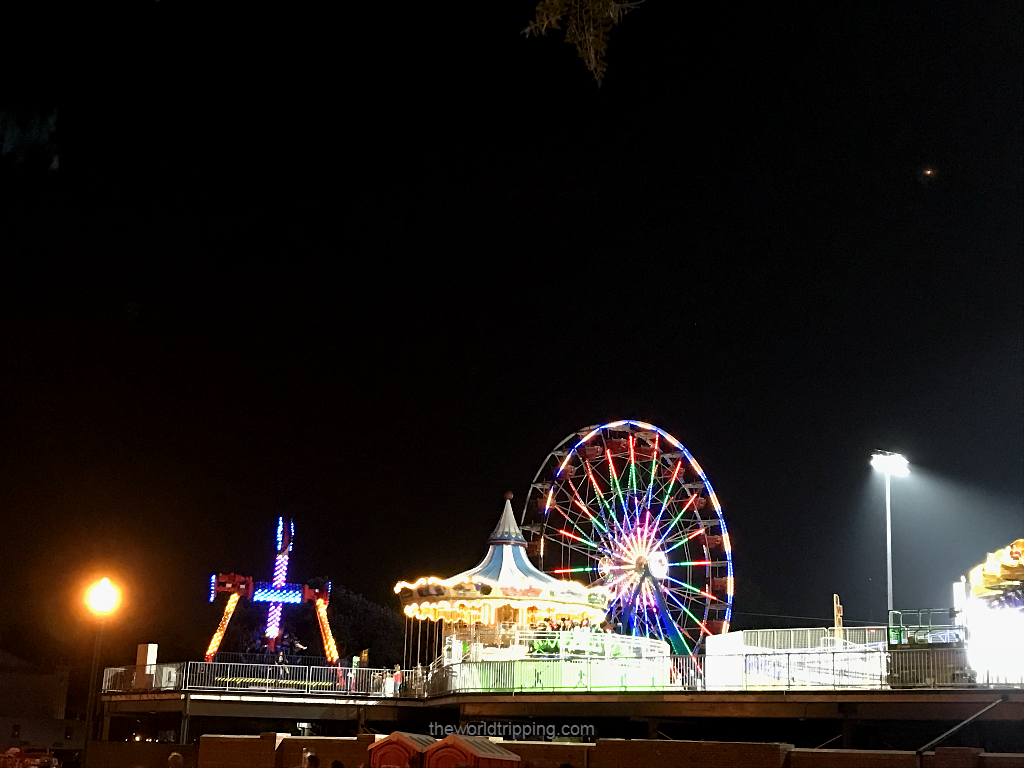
86, 577, 119, 615
83, 578, 121, 766
871, 452, 909, 613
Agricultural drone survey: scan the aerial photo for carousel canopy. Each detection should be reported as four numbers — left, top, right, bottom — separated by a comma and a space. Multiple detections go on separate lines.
394, 499, 609, 624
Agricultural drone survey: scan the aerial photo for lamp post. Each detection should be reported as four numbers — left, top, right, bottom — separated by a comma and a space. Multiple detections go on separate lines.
83, 578, 120, 768
870, 452, 909, 614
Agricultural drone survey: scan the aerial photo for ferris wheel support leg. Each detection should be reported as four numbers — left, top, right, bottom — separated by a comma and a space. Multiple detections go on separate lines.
650, 575, 689, 656
621, 573, 648, 637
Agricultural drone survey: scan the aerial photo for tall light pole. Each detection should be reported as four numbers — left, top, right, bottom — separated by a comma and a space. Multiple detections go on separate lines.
84, 578, 120, 768
870, 452, 909, 614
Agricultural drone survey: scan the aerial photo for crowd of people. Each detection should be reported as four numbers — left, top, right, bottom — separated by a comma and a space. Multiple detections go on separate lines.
529, 617, 617, 632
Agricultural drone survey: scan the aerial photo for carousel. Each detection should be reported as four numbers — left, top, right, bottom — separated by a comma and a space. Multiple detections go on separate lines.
395, 495, 676, 693
395, 494, 610, 642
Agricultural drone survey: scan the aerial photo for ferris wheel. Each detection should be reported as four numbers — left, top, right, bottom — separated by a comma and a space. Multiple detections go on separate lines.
521, 420, 734, 655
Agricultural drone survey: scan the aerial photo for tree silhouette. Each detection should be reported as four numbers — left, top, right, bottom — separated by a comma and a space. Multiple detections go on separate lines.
525, 0, 643, 85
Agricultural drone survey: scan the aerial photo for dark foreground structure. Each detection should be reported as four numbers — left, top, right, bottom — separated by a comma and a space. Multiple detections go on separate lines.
97, 686, 1024, 761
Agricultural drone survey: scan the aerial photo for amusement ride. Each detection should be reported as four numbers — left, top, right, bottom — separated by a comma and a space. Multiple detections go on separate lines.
205, 516, 339, 663
520, 420, 734, 655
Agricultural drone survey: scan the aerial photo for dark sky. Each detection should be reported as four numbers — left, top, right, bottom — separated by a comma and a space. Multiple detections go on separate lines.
1, 1, 1021, 679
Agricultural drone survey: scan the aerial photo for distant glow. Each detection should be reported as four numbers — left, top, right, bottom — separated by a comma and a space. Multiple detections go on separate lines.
871, 452, 909, 477
966, 601, 1024, 682
86, 578, 120, 615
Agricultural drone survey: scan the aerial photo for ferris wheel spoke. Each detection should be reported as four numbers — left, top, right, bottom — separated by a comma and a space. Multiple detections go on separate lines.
661, 524, 705, 554
604, 448, 630, 519
652, 494, 699, 551
663, 588, 712, 636
665, 576, 719, 602
552, 501, 603, 547
666, 559, 711, 567
656, 460, 684, 515
584, 460, 622, 535
551, 565, 599, 575
547, 535, 604, 562
564, 476, 610, 535
643, 434, 660, 513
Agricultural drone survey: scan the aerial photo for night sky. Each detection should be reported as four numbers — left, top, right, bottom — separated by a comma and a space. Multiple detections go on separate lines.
2, 0, 1021, 690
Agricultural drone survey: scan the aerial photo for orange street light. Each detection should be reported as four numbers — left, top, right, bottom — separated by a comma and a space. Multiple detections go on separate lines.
86, 577, 120, 615
83, 577, 121, 766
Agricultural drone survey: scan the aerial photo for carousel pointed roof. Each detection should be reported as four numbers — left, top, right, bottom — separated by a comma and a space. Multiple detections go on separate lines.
448, 499, 559, 586
488, 498, 527, 546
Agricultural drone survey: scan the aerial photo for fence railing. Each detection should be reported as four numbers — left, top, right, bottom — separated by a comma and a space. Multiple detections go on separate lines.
101, 663, 186, 693
99, 649, 1022, 698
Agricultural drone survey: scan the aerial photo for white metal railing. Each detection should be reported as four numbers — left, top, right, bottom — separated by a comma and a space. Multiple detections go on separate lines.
99, 648, 1022, 697
101, 663, 185, 693
513, 629, 669, 659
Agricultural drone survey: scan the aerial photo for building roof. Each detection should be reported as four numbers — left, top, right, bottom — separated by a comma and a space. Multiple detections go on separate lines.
428, 734, 521, 760
368, 731, 436, 752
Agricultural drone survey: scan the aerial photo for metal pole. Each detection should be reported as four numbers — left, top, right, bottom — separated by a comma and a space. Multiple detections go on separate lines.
885, 472, 894, 614
83, 620, 104, 768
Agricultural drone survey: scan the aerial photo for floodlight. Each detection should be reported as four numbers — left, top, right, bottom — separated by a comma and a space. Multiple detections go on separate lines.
871, 452, 909, 477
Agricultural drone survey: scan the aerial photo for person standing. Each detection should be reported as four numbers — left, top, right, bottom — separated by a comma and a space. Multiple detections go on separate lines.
392, 664, 402, 697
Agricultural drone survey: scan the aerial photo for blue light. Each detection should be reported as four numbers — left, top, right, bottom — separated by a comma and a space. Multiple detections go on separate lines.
276, 517, 284, 552
209, 574, 217, 603
252, 583, 304, 604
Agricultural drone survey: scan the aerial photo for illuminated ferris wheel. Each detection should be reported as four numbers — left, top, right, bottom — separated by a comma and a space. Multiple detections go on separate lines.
521, 420, 734, 655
